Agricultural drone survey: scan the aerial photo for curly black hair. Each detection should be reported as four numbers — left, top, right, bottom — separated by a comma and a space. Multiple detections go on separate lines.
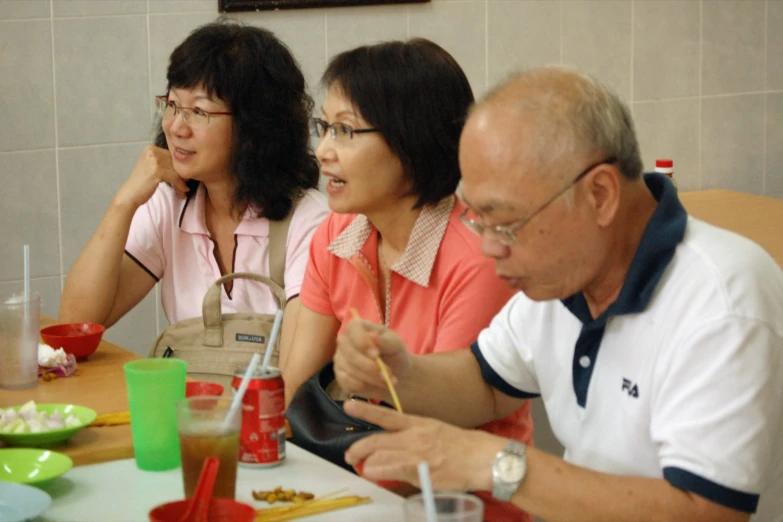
154, 18, 319, 220
321, 38, 474, 208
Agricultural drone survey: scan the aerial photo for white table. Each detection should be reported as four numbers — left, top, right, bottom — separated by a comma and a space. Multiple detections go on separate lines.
36, 443, 405, 521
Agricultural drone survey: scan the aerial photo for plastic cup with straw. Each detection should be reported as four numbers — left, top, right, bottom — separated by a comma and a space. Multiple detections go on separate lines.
223, 309, 284, 431
417, 461, 438, 522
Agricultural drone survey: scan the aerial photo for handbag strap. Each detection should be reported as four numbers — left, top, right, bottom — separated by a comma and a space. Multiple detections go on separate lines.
267, 193, 299, 288
200, 195, 299, 346
202, 272, 286, 346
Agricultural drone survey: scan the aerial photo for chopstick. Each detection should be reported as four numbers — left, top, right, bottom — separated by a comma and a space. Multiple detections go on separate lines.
350, 308, 403, 413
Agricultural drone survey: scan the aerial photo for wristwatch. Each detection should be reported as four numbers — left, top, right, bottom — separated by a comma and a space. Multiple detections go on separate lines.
492, 439, 527, 501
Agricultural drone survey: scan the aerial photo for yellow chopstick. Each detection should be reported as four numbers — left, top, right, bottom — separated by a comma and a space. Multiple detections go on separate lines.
350, 308, 403, 414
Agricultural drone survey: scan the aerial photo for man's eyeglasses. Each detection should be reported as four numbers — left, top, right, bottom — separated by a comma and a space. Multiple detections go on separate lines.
460, 157, 618, 247
155, 96, 232, 128
309, 118, 380, 142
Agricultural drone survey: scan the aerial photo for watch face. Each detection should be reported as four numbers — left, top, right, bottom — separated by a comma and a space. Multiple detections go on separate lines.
497, 454, 526, 483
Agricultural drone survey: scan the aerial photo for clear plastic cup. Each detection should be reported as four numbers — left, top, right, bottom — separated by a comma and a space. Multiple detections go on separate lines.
177, 396, 240, 499
0, 294, 40, 390
404, 492, 484, 522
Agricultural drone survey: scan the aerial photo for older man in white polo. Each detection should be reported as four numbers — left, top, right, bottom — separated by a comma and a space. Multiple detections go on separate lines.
332, 67, 783, 522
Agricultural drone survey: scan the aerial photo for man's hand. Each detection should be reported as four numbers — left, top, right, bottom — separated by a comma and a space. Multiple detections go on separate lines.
334, 318, 412, 400
343, 401, 506, 493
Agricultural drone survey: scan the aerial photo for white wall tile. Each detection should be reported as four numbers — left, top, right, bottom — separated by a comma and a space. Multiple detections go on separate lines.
562, 0, 632, 102
765, 93, 783, 194
149, 0, 217, 13
58, 143, 146, 270
325, 5, 407, 60
768, 0, 783, 90
487, 0, 561, 90
408, 1, 486, 97
104, 290, 158, 356
0, 150, 60, 280
633, 99, 700, 191
52, 0, 146, 18
53, 16, 151, 147
633, 0, 699, 101
148, 13, 219, 97
702, 94, 764, 193
240, 10, 327, 102
0, 0, 49, 20
0, 20, 55, 151
702, 0, 765, 96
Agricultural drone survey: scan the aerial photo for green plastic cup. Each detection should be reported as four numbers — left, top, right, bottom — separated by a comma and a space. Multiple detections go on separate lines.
124, 359, 187, 471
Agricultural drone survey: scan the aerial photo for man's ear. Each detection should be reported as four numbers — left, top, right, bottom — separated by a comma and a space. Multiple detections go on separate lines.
585, 164, 621, 228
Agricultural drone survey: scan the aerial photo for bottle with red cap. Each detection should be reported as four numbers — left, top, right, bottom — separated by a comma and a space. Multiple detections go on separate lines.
654, 159, 677, 190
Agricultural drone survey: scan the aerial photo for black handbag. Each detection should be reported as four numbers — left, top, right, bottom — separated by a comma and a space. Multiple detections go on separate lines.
286, 362, 385, 472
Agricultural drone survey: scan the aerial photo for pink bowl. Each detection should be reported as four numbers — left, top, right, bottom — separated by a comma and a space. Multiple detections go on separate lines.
40, 323, 105, 360
185, 381, 225, 398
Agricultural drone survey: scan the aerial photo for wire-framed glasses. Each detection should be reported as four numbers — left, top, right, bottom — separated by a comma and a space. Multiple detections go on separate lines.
155, 95, 232, 128
460, 157, 617, 246
309, 117, 380, 142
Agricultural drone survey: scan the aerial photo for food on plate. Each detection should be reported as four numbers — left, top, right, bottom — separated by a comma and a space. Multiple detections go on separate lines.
252, 486, 315, 504
0, 401, 81, 434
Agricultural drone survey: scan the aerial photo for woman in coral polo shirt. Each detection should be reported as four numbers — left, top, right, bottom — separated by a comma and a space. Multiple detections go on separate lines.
281, 39, 533, 522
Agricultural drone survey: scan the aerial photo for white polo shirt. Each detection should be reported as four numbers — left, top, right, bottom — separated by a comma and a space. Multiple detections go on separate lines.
125, 183, 329, 324
473, 174, 783, 520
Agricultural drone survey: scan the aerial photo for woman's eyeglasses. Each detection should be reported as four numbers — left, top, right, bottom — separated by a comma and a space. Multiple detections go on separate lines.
155, 96, 231, 128
309, 118, 380, 142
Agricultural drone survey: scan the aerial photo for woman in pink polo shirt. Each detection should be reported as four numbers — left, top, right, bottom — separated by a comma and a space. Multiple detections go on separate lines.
281, 39, 533, 522
60, 20, 329, 356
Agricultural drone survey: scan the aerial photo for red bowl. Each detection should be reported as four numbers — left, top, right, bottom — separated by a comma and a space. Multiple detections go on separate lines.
185, 381, 225, 398
353, 459, 405, 489
149, 498, 256, 522
40, 323, 105, 360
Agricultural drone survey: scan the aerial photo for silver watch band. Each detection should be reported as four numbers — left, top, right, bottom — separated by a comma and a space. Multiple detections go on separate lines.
492, 439, 527, 502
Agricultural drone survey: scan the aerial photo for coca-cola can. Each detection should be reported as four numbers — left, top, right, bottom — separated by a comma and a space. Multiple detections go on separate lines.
231, 366, 286, 468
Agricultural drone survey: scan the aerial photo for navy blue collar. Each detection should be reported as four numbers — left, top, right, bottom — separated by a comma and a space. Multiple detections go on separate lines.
562, 173, 687, 325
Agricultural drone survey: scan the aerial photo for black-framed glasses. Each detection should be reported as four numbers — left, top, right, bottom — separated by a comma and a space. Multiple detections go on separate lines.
155, 95, 232, 128
460, 157, 617, 247
309, 117, 380, 142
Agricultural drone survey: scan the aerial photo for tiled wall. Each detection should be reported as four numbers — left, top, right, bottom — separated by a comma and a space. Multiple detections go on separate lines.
1, 0, 781, 359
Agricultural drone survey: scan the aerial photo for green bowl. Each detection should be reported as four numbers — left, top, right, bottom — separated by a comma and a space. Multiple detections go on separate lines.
0, 448, 73, 485
0, 404, 97, 447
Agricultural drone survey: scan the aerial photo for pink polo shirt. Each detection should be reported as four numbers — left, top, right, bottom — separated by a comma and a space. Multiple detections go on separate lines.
300, 195, 534, 522
126, 184, 329, 324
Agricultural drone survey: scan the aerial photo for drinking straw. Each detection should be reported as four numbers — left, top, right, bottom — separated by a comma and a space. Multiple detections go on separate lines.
23, 244, 30, 301
224, 351, 260, 432
224, 309, 283, 431
259, 309, 284, 374
350, 308, 403, 413
417, 461, 437, 522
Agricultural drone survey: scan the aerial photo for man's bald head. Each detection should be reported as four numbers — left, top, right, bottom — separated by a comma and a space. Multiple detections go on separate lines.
465, 66, 643, 184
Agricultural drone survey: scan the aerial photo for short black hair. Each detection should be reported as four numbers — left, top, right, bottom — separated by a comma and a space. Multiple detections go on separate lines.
321, 38, 474, 208
155, 18, 319, 220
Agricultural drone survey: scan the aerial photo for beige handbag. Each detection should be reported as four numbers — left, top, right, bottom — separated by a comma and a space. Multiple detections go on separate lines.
148, 212, 291, 389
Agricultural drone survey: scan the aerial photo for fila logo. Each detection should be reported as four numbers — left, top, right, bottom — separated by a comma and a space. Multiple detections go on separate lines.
622, 378, 639, 398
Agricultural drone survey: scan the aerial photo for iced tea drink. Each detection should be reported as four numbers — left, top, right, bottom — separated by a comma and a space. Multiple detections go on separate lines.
177, 397, 240, 499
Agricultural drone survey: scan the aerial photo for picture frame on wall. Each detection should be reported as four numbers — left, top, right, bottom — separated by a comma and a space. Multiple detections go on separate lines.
219, 0, 429, 11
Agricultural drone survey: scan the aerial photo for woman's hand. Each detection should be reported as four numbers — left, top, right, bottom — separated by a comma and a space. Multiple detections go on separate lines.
334, 318, 412, 400
114, 145, 189, 209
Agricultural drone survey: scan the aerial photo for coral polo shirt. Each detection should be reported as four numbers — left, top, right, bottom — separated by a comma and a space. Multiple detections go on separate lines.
300, 195, 534, 522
